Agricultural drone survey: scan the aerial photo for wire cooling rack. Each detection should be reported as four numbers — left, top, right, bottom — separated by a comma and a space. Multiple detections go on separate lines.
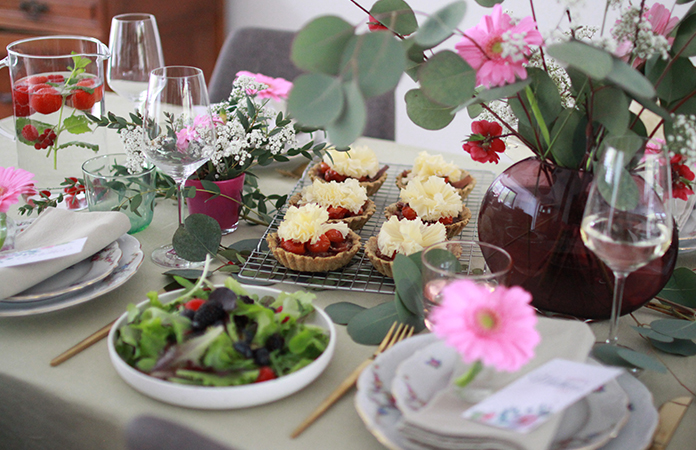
237, 163, 496, 295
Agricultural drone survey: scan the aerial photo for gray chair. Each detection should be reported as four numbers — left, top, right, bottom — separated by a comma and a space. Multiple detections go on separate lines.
126, 415, 238, 450
208, 27, 395, 141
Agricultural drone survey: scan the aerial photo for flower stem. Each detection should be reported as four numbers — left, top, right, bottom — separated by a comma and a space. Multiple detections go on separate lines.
455, 360, 484, 388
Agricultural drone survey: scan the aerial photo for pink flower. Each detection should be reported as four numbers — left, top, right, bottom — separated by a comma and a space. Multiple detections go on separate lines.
0, 166, 35, 212
430, 280, 540, 372
455, 4, 543, 88
235, 71, 293, 101
176, 114, 220, 153
463, 120, 506, 164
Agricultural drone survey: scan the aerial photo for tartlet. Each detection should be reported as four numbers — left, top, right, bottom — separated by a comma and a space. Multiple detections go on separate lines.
288, 178, 376, 231
365, 216, 447, 278
308, 145, 388, 196
396, 151, 477, 199
266, 203, 361, 273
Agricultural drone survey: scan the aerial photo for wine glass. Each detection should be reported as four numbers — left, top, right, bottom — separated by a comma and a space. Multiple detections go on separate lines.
581, 136, 673, 346
107, 13, 164, 110
142, 66, 216, 268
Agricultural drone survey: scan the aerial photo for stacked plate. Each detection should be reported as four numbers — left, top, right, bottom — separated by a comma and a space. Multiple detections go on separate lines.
0, 233, 144, 317
356, 330, 659, 450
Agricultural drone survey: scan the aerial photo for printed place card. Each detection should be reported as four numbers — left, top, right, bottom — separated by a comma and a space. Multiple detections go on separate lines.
0, 238, 87, 268
462, 358, 623, 433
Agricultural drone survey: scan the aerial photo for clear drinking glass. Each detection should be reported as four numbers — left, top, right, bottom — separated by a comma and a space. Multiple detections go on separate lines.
421, 240, 513, 330
141, 66, 215, 268
107, 13, 164, 109
581, 136, 673, 346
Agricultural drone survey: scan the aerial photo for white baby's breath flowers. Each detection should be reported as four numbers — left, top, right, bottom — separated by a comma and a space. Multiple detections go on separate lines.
667, 114, 696, 165
119, 126, 147, 174
500, 30, 529, 62
612, 6, 670, 62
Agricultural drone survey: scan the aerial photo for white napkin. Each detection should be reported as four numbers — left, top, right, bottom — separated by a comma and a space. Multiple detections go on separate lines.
0, 208, 131, 299
396, 318, 595, 450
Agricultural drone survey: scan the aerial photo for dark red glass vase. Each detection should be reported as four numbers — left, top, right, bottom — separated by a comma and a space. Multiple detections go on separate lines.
478, 157, 678, 320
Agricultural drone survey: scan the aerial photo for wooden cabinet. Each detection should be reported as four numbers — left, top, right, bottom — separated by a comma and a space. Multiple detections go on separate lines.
0, 0, 225, 117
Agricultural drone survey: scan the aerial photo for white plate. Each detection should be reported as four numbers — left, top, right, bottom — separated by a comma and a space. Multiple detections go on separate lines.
108, 285, 336, 409
5, 241, 122, 301
0, 234, 143, 316
356, 334, 658, 450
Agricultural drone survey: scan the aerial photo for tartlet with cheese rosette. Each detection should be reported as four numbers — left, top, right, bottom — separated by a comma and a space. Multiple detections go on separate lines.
267, 203, 361, 272
307, 145, 388, 196
396, 151, 476, 199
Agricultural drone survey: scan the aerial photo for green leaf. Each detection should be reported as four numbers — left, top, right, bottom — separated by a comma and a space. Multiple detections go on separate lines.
63, 115, 92, 134
393, 254, 423, 316
347, 301, 400, 345
657, 267, 696, 308
596, 159, 639, 212
287, 73, 344, 127
592, 86, 630, 135
325, 302, 367, 325
324, 80, 367, 148
650, 319, 696, 340
650, 338, 696, 356
672, 14, 696, 57
592, 344, 667, 372
340, 31, 406, 98
546, 40, 613, 80
476, 78, 532, 103
418, 50, 476, 107
645, 56, 696, 104
475, 0, 504, 6
405, 89, 455, 130
415, 1, 467, 48
631, 325, 674, 343
172, 214, 222, 262
394, 294, 427, 332
421, 247, 461, 273
291, 16, 355, 75
403, 38, 426, 80
605, 57, 656, 99
370, 0, 418, 36
163, 269, 205, 280
549, 109, 587, 169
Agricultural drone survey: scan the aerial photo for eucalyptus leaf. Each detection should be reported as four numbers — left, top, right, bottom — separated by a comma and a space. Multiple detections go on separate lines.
325, 302, 367, 325
415, 1, 467, 48
418, 50, 476, 107
592, 86, 630, 135
657, 267, 696, 308
291, 16, 354, 75
631, 325, 674, 343
592, 344, 666, 372
476, 78, 532, 103
404, 38, 427, 81
650, 319, 696, 340
475, 0, 504, 6
347, 301, 400, 345
605, 57, 656, 99
370, 0, 418, 36
394, 293, 427, 332
596, 163, 639, 212
324, 81, 367, 148
287, 73, 344, 127
645, 56, 696, 104
422, 247, 461, 273
340, 31, 406, 98
650, 338, 696, 356
405, 89, 455, 130
394, 254, 424, 316
228, 238, 267, 253
172, 214, 222, 262
672, 14, 696, 57
546, 41, 613, 80
549, 109, 586, 169
163, 269, 206, 280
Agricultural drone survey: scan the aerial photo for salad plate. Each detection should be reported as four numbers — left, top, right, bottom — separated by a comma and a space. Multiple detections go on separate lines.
0, 234, 143, 317
356, 334, 658, 450
108, 284, 336, 409
5, 241, 122, 301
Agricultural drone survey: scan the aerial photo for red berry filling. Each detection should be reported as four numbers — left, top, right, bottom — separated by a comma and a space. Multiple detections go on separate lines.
280, 232, 349, 256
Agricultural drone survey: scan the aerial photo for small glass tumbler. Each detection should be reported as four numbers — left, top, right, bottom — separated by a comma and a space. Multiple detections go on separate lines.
421, 240, 513, 330
82, 153, 156, 234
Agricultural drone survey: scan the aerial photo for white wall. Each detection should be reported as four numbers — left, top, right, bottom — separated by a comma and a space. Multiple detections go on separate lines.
224, 0, 688, 155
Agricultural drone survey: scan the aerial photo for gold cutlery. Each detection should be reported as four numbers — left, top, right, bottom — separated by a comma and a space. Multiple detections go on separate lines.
291, 322, 415, 438
650, 396, 692, 450
50, 319, 116, 367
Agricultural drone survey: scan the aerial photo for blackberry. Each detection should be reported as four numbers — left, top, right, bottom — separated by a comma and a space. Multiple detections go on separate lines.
233, 314, 249, 330
265, 333, 284, 352
253, 347, 271, 366
240, 295, 254, 304
191, 301, 226, 331
208, 287, 237, 312
233, 341, 253, 359
243, 322, 258, 343
180, 308, 195, 321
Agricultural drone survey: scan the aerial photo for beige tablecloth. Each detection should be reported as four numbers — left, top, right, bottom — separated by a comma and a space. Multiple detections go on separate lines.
0, 95, 693, 450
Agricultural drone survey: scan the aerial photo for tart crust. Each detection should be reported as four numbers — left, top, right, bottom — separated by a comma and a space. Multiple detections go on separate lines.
396, 169, 477, 200
288, 193, 376, 231
384, 202, 472, 239
307, 163, 388, 196
364, 236, 394, 278
266, 230, 361, 272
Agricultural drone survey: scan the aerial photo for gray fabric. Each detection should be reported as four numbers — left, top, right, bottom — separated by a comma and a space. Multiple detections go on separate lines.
208, 27, 395, 141
126, 416, 236, 450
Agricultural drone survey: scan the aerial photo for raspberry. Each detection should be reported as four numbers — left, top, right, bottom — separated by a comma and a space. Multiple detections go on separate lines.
71, 78, 103, 111
255, 366, 277, 383
46, 74, 64, 83
21, 124, 39, 141
191, 300, 226, 331
184, 298, 205, 311
30, 86, 62, 115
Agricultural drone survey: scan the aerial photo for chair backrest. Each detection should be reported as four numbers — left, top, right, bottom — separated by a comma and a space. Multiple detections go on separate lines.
208, 27, 395, 141
125, 415, 236, 450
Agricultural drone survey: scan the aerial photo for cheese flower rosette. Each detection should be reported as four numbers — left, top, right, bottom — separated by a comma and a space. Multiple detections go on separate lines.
397, 151, 477, 199
308, 145, 388, 195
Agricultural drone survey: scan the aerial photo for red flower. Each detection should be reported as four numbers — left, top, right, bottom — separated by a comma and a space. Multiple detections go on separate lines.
671, 154, 695, 201
367, 15, 388, 32
463, 120, 506, 164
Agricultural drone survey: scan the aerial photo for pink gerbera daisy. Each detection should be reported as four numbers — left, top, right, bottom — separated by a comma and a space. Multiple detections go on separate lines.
455, 4, 543, 88
0, 167, 35, 212
236, 71, 293, 101
430, 279, 540, 372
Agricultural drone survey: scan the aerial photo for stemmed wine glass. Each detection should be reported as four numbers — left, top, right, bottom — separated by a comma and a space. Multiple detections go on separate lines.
581, 136, 673, 346
107, 13, 165, 110
141, 66, 216, 268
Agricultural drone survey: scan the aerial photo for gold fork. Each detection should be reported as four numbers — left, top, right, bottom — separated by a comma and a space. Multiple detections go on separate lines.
290, 322, 415, 438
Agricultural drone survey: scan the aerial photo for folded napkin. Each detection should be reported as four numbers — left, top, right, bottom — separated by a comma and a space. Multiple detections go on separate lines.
0, 208, 131, 299
396, 317, 595, 450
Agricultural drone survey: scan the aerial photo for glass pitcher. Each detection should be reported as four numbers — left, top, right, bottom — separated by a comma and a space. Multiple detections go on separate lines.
0, 35, 110, 189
